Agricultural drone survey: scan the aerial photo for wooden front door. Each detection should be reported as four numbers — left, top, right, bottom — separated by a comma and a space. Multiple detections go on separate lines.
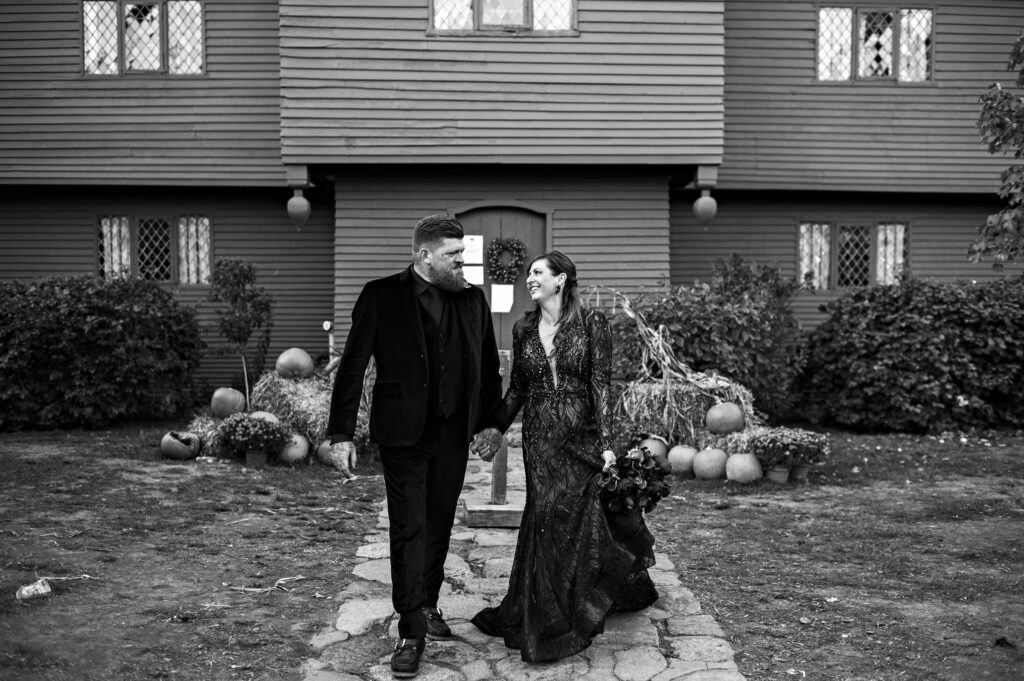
456, 206, 547, 352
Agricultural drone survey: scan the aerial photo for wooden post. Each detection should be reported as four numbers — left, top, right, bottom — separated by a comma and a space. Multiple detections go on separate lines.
490, 350, 512, 505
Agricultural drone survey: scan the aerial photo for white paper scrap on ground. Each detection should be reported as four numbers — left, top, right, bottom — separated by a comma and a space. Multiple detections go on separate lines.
464, 265, 484, 285
491, 284, 514, 312
464, 235, 483, 264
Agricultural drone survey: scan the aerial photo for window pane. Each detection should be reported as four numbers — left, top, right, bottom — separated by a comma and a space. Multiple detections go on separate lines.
177, 216, 211, 284
799, 223, 831, 289
899, 9, 932, 82
84, 1, 120, 75
837, 225, 871, 287
876, 223, 907, 284
138, 218, 173, 281
534, 0, 571, 30
482, 0, 525, 27
125, 3, 162, 72
99, 216, 131, 278
168, 1, 203, 74
434, 0, 472, 30
859, 11, 894, 78
817, 8, 851, 81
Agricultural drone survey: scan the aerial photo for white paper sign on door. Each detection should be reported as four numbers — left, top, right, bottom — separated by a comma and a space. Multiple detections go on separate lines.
463, 265, 484, 285
491, 284, 514, 313
463, 235, 483, 264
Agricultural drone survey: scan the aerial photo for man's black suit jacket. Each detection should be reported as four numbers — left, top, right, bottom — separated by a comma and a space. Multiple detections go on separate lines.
327, 265, 504, 447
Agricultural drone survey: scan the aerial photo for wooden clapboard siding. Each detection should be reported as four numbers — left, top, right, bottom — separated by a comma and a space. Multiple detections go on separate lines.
280, 0, 724, 165
0, 0, 284, 186
328, 167, 671, 342
669, 190, 1020, 328
719, 0, 1024, 193
0, 186, 334, 387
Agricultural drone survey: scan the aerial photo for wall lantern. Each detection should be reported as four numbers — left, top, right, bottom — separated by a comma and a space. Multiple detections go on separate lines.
287, 189, 311, 227
692, 189, 717, 223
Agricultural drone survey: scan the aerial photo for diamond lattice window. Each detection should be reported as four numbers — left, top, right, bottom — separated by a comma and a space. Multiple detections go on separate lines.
817, 8, 852, 81
799, 222, 908, 290
432, 0, 572, 32
98, 214, 212, 283
83, 1, 204, 75
836, 225, 872, 288
899, 9, 932, 82
859, 11, 894, 78
138, 218, 173, 281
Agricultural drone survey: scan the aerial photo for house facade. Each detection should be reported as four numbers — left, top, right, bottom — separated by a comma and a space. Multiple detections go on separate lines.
0, 0, 1020, 385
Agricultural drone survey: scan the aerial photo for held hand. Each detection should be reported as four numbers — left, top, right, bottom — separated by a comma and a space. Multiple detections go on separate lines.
330, 441, 358, 480
470, 427, 502, 462
601, 450, 617, 472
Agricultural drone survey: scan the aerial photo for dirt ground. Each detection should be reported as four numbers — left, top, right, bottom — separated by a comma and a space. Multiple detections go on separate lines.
1, 424, 1022, 681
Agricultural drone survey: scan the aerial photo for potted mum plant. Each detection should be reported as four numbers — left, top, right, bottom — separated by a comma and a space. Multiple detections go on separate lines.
749, 427, 830, 483
217, 412, 292, 468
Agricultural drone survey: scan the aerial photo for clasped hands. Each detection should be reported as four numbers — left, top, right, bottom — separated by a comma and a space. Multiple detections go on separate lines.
470, 427, 502, 462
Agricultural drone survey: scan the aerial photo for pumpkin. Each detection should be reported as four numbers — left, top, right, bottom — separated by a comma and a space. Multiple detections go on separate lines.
705, 402, 745, 434
160, 431, 201, 460
275, 347, 315, 379
667, 445, 699, 477
249, 410, 280, 423
316, 440, 333, 466
639, 436, 669, 459
279, 433, 309, 465
693, 447, 728, 479
725, 452, 763, 484
210, 387, 246, 419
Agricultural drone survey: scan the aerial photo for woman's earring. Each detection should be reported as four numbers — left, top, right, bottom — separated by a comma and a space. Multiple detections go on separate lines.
555, 284, 562, 294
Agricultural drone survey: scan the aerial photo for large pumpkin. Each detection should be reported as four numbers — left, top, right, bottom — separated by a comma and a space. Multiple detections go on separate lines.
249, 410, 280, 423
693, 447, 728, 479
639, 436, 668, 459
275, 347, 315, 379
211, 387, 246, 419
725, 452, 763, 484
160, 431, 201, 460
705, 402, 745, 434
279, 433, 309, 465
667, 445, 699, 477
316, 440, 333, 466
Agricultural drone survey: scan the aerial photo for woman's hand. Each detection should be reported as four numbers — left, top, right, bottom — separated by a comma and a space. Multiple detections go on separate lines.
601, 450, 617, 471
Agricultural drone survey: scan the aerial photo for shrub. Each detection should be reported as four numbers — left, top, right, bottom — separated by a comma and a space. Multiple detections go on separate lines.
796, 275, 1024, 433
0, 275, 205, 431
608, 255, 804, 419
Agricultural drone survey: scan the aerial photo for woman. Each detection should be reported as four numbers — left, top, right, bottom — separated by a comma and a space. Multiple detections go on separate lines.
470, 251, 658, 662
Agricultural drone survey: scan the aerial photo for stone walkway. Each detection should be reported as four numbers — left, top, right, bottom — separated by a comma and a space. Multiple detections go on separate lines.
299, 437, 746, 681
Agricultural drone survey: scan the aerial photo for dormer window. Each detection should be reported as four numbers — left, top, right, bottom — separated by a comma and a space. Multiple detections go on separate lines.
431, 0, 575, 34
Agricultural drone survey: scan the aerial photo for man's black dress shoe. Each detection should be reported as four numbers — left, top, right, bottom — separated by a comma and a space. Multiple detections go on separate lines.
391, 637, 425, 678
423, 606, 453, 640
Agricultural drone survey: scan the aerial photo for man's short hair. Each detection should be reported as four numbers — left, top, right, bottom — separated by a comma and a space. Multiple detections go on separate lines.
413, 214, 464, 252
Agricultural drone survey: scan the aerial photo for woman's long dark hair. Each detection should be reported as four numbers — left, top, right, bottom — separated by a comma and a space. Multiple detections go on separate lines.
524, 251, 583, 357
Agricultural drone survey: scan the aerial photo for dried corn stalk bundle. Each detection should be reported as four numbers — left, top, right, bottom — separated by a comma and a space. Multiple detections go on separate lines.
598, 287, 758, 448
186, 414, 226, 457
250, 372, 333, 446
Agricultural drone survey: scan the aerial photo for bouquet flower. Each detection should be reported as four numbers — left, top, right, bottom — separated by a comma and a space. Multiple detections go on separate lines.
599, 445, 672, 514
217, 412, 292, 459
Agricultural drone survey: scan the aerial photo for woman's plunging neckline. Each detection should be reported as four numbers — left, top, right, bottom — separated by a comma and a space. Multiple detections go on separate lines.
537, 322, 559, 389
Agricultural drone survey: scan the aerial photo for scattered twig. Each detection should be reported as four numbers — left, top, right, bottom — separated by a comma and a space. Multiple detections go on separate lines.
35, 573, 97, 582
227, 575, 306, 595
83, 546, 113, 553
224, 517, 262, 526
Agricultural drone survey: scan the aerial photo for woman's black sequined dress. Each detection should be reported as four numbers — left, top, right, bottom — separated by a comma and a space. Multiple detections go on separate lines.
471, 308, 658, 662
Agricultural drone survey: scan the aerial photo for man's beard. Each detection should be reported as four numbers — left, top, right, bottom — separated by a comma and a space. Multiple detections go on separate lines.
427, 262, 465, 293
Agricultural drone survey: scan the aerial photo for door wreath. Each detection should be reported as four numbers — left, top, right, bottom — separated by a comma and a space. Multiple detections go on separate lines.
485, 237, 528, 285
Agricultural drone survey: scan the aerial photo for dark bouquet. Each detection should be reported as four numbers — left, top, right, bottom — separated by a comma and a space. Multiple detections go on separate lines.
599, 445, 672, 514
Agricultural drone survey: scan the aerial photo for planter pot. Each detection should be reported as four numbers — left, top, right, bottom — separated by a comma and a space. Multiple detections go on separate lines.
766, 465, 790, 484
245, 449, 268, 469
791, 464, 812, 482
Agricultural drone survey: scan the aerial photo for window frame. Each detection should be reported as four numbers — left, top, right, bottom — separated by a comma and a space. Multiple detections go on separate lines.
96, 212, 213, 286
815, 4, 935, 85
81, 0, 207, 78
797, 219, 910, 291
427, 0, 579, 37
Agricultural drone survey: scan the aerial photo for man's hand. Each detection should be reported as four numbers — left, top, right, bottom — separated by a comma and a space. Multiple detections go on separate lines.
329, 441, 358, 480
470, 427, 502, 462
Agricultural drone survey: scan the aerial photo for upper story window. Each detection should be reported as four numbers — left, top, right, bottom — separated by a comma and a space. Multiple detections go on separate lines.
799, 221, 908, 290
817, 7, 932, 82
432, 0, 575, 34
99, 214, 211, 284
83, 1, 204, 75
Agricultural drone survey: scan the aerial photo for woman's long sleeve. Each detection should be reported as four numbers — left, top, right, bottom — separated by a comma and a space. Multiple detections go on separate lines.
587, 310, 614, 454
495, 318, 527, 432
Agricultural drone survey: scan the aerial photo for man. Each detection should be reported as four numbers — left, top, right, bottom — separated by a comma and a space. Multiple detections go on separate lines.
327, 213, 504, 678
